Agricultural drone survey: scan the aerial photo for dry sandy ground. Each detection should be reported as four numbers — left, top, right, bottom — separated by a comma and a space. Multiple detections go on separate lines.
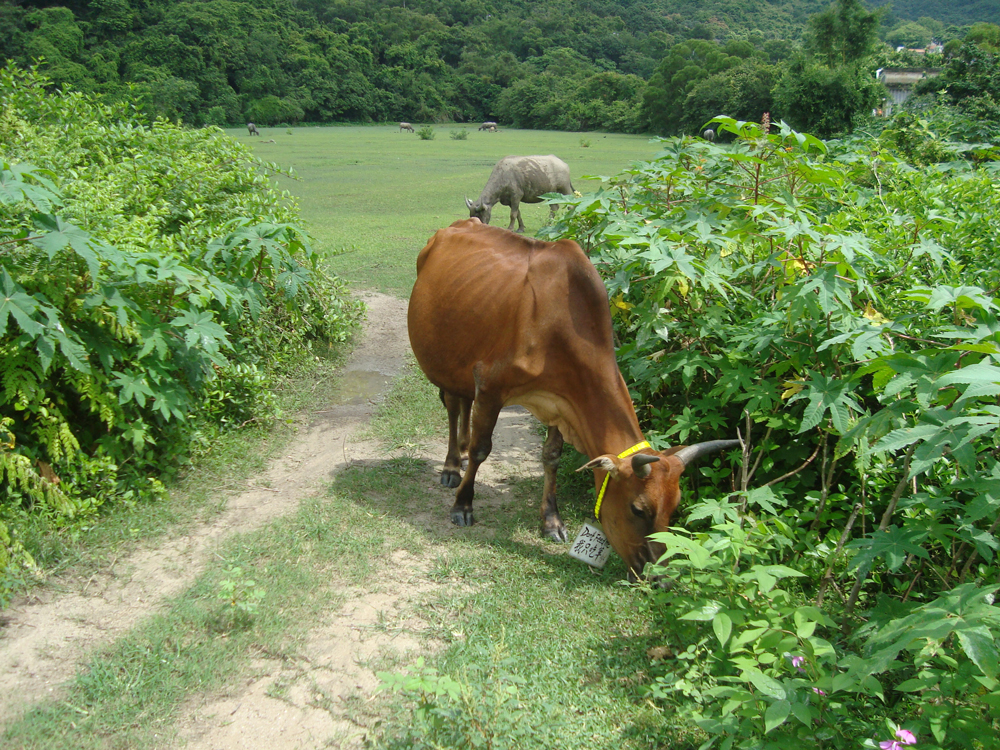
0, 292, 543, 749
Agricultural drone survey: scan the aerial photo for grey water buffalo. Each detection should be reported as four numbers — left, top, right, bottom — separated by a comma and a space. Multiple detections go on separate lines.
399, 122, 415, 133
465, 155, 573, 233
479, 121, 498, 131
407, 218, 740, 579
247, 122, 260, 136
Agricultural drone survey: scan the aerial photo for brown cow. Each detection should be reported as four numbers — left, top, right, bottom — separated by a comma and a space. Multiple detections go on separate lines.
407, 219, 739, 579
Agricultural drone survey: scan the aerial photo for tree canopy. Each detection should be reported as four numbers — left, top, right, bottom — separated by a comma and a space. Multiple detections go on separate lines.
1, 0, 998, 133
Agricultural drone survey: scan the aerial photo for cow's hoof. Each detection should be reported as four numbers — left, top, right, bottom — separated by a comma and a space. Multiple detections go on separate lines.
450, 506, 475, 527
542, 524, 568, 543
440, 470, 461, 488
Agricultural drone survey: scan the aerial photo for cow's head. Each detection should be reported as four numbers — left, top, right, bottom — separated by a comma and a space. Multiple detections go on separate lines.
580, 439, 740, 580
465, 196, 492, 224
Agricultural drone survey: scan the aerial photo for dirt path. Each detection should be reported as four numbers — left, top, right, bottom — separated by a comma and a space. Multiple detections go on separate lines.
0, 292, 543, 748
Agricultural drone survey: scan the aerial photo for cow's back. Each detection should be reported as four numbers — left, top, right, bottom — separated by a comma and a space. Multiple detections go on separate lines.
408, 219, 613, 404
484, 155, 573, 205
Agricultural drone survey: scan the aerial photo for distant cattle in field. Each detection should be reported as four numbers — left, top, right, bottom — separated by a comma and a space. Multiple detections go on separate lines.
247, 122, 260, 136
479, 121, 498, 131
400, 122, 415, 133
407, 219, 740, 579
466, 155, 573, 233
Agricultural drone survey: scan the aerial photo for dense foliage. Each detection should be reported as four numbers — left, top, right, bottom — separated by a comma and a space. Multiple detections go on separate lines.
916, 40, 1000, 124
543, 110, 1000, 747
0, 65, 361, 595
1, 0, 998, 134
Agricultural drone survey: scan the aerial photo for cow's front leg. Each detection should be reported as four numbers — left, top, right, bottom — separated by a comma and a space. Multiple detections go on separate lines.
451, 392, 502, 527
458, 396, 471, 456
508, 201, 524, 233
440, 391, 468, 488
540, 426, 567, 541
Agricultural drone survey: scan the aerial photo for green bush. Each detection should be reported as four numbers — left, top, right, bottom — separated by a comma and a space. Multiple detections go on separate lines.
203, 106, 229, 128
449, 128, 468, 140
0, 63, 362, 592
543, 114, 1000, 746
416, 126, 435, 140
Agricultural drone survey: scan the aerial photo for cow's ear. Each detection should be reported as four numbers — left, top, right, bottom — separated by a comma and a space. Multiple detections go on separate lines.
577, 455, 617, 476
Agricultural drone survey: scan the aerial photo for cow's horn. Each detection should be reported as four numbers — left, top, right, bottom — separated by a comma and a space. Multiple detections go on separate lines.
631, 453, 660, 478
465, 196, 474, 209
673, 439, 742, 468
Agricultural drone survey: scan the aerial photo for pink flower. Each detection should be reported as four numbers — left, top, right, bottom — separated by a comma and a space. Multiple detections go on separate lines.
791, 655, 805, 669
812, 687, 826, 696
896, 729, 916, 745
880, 728, 917, 750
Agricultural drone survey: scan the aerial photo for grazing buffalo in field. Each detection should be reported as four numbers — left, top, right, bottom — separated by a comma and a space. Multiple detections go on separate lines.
247, 122, 260, 136
407, 219, 740, 579
400, 122, 415, 133
479, 121, 498, 131
465, 155, 573, 233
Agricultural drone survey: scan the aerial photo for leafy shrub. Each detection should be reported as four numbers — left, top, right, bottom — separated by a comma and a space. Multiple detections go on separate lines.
210, 564, 266, 632
646, 495, 1000, 747
449, 128, 468, 140
543, 115, 1000, 747
203, 106, 229, 128
377, 655, 562, 749
416, 126, 435, 140
0, 63, 362, 589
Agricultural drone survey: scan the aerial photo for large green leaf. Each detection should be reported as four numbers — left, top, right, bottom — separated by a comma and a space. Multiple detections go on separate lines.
764, 699, 790, 734
713, 612, 733, 647
848, 525, 930, 574
956, 625, 999, 679
790, 371, 860, 434
741, 668, 786, 700
0, 268, 44, 337
0, 164, 58, 210
30, 214, 101, 280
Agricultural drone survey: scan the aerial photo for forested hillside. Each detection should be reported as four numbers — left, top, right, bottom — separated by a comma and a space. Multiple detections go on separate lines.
870, 0, 1000, 27
0, 0, 997, 133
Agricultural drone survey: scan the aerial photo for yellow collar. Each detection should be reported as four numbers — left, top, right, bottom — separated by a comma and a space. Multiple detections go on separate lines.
593, 441, 651, 520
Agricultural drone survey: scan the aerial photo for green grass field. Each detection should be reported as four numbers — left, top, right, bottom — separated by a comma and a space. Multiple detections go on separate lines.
228, 124, 660, 296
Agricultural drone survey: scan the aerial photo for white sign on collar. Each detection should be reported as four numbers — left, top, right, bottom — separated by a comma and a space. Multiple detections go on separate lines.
568, 522, 611, 568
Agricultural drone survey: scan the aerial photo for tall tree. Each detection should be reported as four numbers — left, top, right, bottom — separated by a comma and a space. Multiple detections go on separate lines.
641, 39, 752, 135
806, 0, 883, 66
918, 26, 1000, 125
773, 0, 884, 137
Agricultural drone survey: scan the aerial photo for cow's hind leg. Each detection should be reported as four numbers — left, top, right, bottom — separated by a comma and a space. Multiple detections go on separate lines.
440, 390, 468, 488
451, 392, 502, 527
540, 426, 567, 542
